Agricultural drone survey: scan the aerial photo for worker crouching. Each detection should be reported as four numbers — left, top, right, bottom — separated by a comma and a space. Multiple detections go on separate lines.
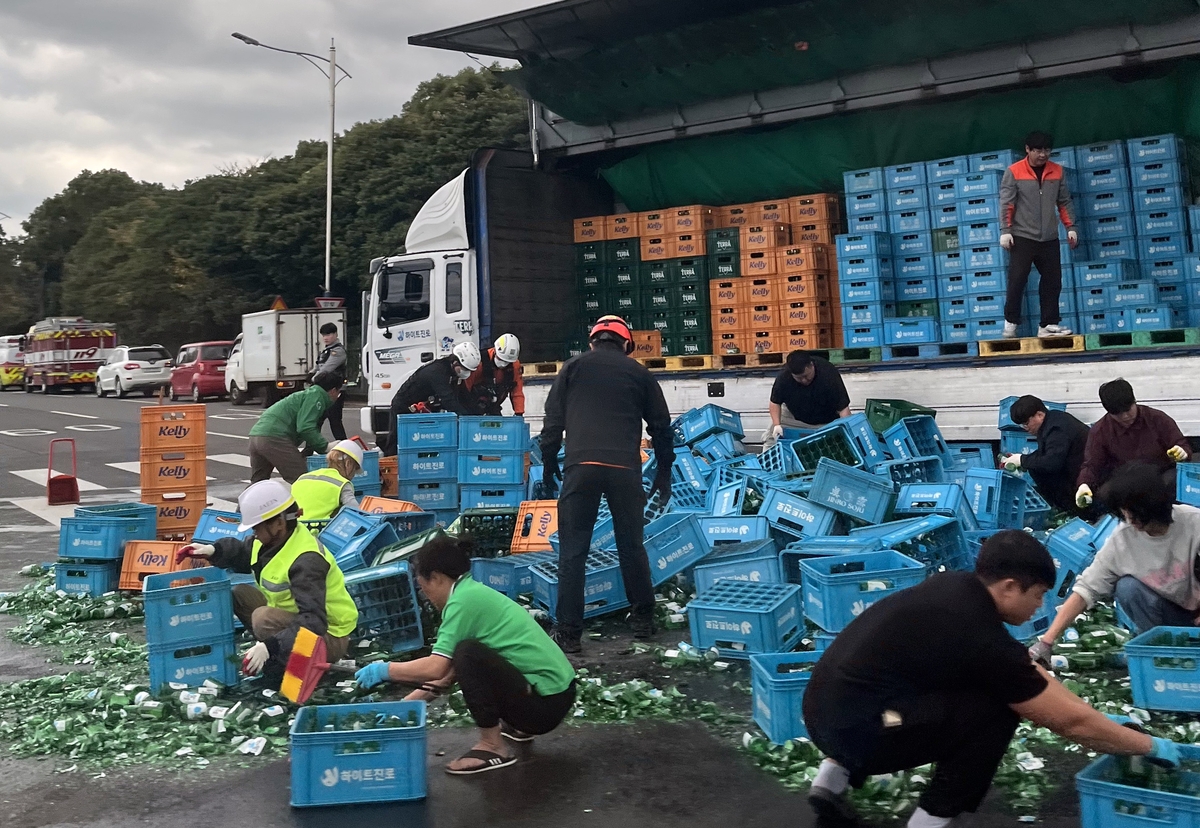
291, 440, 364, 521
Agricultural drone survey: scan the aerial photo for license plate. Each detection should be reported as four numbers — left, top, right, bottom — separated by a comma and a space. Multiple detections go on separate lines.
216, 367, 225, 373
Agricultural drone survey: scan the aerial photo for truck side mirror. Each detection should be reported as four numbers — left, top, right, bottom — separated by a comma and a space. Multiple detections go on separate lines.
369, 257, 385, 277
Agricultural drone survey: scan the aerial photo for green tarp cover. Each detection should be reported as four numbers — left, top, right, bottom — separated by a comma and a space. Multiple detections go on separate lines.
504, 0, 1195, 126
599, 61, 1200, 210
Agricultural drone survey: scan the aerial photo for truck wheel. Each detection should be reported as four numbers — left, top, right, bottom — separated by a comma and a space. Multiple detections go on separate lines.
115, 378, 127, 398
229, 382, 246, 406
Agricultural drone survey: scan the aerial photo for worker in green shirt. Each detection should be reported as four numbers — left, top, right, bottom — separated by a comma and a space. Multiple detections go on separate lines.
248, 373, 341, 483
355, 535, 577, 775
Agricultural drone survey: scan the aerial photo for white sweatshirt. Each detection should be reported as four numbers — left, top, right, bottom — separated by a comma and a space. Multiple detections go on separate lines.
1074, 505, 1200, 610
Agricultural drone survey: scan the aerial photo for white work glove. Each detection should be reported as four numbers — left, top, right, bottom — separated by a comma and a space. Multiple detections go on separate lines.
175, 543, 215, 566
1000, 233, 1014, 250
241, 641, 269, 676
1000, 453, 1022, 470
1067, 229, 1079, 249
761, 424, 784, 445
1168, 445, 1188, 462
1076, 484, 1093, 508
1028, 639, 1052, 666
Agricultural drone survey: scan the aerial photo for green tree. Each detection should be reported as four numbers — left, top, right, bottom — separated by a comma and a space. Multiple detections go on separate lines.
0, 227, 36, 334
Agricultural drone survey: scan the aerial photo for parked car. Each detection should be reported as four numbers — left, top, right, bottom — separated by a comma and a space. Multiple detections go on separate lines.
95, 345, 172, 398
170, 340, 233, 402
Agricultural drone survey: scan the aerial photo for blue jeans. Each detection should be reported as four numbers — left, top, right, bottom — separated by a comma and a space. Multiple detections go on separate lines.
1114, 576, 1197, 634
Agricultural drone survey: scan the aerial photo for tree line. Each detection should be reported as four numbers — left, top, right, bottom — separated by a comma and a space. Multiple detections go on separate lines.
0, 66, 528, 350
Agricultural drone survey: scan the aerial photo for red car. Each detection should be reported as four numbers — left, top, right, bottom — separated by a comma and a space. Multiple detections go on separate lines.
170, 340, 233, 402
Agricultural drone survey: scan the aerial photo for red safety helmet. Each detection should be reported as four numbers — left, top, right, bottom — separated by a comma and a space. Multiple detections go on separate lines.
589, 315, 634, 354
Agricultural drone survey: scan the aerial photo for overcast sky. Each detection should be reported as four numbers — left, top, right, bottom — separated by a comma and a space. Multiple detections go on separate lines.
0, 0, 539, 236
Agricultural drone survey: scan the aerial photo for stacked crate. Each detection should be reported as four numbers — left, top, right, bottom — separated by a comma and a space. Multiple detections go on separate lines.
835, 230, 893, 348
307, 450, 383, 497
395, 413, 459, 522
956, 168, 1011, 341
710, 211, 790, 355
139, 404, 207, 540
143, 567, 237, 692
884, 161, 940, 345
788, 194, 845, 345
55, 502, 158, 596
456, 415, 529, 522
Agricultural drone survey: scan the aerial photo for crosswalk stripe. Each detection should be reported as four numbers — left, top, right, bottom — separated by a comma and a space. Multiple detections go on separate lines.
208, 496, 239, 512
8, 497, 84, 527
10, 469, 106, 491
208, 454, 251, 468
207, 431, 249, 440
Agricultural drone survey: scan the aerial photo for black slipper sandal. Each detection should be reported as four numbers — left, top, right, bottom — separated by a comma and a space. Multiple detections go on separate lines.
501, 724, 534, 743
444, 749, 518, 775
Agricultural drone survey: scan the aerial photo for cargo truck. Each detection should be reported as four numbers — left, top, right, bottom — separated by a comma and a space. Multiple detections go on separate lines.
358, 3, 1200, 443
225, 308, 347, 406
22, 317, 117, 394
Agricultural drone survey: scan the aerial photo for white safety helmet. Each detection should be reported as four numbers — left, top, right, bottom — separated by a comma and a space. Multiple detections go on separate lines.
329, 439, 364, 469
493, 333, 520, 367
452, 341, 482, 371
237, 479, 296, 532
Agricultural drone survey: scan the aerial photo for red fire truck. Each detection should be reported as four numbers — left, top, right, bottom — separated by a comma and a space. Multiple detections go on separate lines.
22, 317, 118, 394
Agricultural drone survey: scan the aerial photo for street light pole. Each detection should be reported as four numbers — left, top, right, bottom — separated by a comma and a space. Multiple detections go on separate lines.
231, 32, 351, 297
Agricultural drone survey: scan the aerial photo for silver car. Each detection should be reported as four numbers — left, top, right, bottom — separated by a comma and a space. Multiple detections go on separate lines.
95, 345, 172, 398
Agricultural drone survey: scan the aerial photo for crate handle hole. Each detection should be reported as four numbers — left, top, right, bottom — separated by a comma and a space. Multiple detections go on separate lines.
335, 742, 383, 756
1110, 801, 1172, 823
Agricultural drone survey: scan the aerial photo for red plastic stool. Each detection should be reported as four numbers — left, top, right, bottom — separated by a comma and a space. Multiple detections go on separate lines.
47, 438, 80, 505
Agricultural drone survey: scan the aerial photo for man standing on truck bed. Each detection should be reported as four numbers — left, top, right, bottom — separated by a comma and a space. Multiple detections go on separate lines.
379, 342, 480, 456
999, 131, 1078, 339
313, 322, 348, 441
538, 315, 676, 653
764, 350, 850, 444
463, 333, 525, 416
248, 374, 340, 483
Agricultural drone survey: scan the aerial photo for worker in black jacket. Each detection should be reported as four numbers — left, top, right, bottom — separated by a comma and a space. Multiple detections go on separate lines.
314, 322, 348, 441
379, 342, 480, 456
539, 315, 676, 653
1000, 395, 1090, 514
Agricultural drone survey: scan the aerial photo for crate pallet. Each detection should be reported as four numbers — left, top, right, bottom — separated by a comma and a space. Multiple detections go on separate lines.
342, 561, 424, 653
827, 347, 882, 365
522, 361, 563, 377
751, 650, 822, 744
799, 550, 926, 632
639, 354, 716, 371
977, 335, 1085, 357
1084, 328, 1200, 351
686, 580, 804, 658
1127, 627, 1200, 712
290, 701, 426, 806
880, 341, 980, 362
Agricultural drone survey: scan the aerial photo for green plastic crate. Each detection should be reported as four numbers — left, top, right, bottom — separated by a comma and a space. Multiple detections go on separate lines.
865, 399, 937, 435
790, 430, 864, 471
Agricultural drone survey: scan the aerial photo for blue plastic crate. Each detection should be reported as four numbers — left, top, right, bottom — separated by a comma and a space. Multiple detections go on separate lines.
1086, 214, 1135, 239
1023, 487, 1052, 530
1128, 134, 1185, 162
1086, 190, 1133, 217
1131, 305, 1187, 331
1139, 234, 1188, 260
191, 509, 252, 544
885, 163, 927, 188
789, 427, 866, 471
319, 512, 402, 572
142, 566, 233, 647
1076, 744, 1200, 828
935, 250, 964, 275
73, 502, 157, 541
396, 413, 458, 450
1178, 464, 1200, 507
966, 268, 1004, 293
836, 232, 892, 258
687, 580, 803, 658
845, 325, 885, 348
457, 451, 525, 485
883, 415, 949, 463
396, 480, 458, 513
838, 255, 894, 282
750, 650, 822, 744
1137, 184, 1188, 212
458, 416, 528, 453
471, 550, 556, 599
643, 513, 708, 585
697, 515, 771, 547
694, 432, 740, 462
929, 181, 959, 207
342, 560, 424, 653
531, 550, 629, 620
694, 542, 781, 595
397, 449, 457, 480
844, 168, 885, 194
148, 634, 238, 692
883, 318, 938, 345
710, 455, 763, 486
969, 150, 1017, 173
838, 278, 894, 304
959, 197, 1000, 222
1082, 166, 1131, 192
969, 318, 1007, 340
1081, 310, 1126, 335
846, 215, 888, 237
809, 458, 896, 524
963, 243, 1008, 270
893, 483, 979, 530
459, 484, 524, 510
54, 559, 119, 596
1091, 237, 1138, 261
932, 204, 961, 229
999, 395, 1067, 429
926, 156, 968, 181
290, 701, 426, 806
1127, 627, 1200, 712
759, 440, 800, 476
1145, 258, 1186, 283
777, 536, 881, 584
376, 511, 439, 540
1049, 146, 1077, 168
1109, 281, 1157, 307
889, 209, 931, 233
874, 456, 945, 486
799, 550, 926, 633
842, 301, 893, 327
967, 293, 1004, 318
894, 276, 937, 301
848, 514, 968, 570
848, 190, 886, 215
1132, 161, 1184, 188
1138, 208, 1188, 236
319, 509, 384, 553
959, 221, 1001, 246
1075, 259, 1140, 286
758, 488, 839, 538
672, 452, 712, 493
956, 171, 1003, 199
58, 515, 147, 562
896, 254, 935, 279
706, 478, 748, 516
673, 404, 744, 443
963, 468, 1028, 530
306, 450, 382, 485
893, 232, 933, 256
1156, 282, 1188, 308
823, 413, 888, 470
1006, 607, 1051, 642
1078, 141, 1128, 168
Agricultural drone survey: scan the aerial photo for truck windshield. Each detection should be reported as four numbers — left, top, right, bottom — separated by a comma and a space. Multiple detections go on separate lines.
129, 347, 170, 362
378, 262, 431, 326
0, 347, 18, 363
200, 345, 230, 360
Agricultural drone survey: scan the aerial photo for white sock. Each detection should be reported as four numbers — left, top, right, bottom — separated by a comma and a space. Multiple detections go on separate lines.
813, 758, 850, 794
908, 806, 954, 828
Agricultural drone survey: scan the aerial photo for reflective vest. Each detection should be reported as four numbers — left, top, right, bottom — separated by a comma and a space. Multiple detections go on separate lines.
251, 523, 358, 637
292, 467, 350, 521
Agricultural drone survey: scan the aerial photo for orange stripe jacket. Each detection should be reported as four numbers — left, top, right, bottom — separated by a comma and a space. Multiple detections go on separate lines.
999, 158, 1077, 243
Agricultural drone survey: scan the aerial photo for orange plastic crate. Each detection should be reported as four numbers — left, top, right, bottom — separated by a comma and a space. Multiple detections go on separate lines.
640, 236, 672, 261
748, 304, 782, 330
143, 487, 208, 538
788, 194, 842, 223
639, 211, 668, 236
606, 213, 639, 239
359, 495, 423, 514
791, 222, 841, 246
714, 331, 749, 355
140, 446, 207, 493
740, 224, 791, 251
673, 233, 706, 257
379, 456, 398, 497
719, 205, 752, 229
740, 251, 777, 277
744, 277, 782, 305
782, 327, 833, 351
784, 300, 833, 327
119, 540, 190, 591
712, 306, 748, 332
667, 206, 715, 235
630, 330, 663, 358
140, 404, 206, 451
777, 272, 832, 301
709, 278, 747, 307
751, 200, 791, 224
777, 244, 832, 275
510, 501, 559, 554
573, 216, 607, 243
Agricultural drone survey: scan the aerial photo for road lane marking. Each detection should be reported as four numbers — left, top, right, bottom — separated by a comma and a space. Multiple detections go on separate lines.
51, 410, 99, 420
66, 423, 121, 432
211, 413, 259, 421
8, 497, 82, 527
208, 454, 251, 468
0, 428, 56, 436
208, 431, 249, 440
9, 469, 106, 491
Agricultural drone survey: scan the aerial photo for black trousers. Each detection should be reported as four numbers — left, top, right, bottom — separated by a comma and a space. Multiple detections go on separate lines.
1004, 236, 1062, 327
805, 692, 1019, 818
554, 463, 655, 637
319, 393, 347, 441
453, 640, 576, 732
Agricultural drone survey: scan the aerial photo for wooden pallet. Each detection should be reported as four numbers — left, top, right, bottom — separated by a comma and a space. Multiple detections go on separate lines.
715, 351, 789, 368
1084, 328, 1200, 351
977, 335, 1084, 357
881, 342, 979, 362
523, 361, 563, 377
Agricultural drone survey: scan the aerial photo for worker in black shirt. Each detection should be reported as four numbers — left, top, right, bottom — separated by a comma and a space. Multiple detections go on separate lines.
803, 531, 1184, 828
379, 342, 480, 456
765, 350, 850, 444
539, 315, 675, 653
313, 322, 348, 441
1000, 395, 1091, 513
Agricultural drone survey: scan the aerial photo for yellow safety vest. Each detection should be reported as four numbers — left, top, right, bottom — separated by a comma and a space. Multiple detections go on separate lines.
292, 467, 350, 521
251, 523, 358, 637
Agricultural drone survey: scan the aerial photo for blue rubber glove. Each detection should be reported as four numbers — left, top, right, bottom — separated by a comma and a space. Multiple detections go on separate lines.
1148, 737, 1182, 769
354, 660, 391, 689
